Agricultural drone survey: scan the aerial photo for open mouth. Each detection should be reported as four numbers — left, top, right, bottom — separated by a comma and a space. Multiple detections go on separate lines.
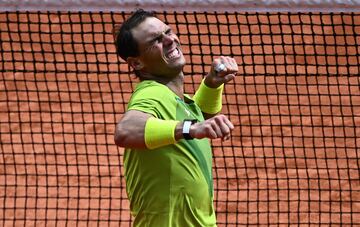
165, 47, 181, 60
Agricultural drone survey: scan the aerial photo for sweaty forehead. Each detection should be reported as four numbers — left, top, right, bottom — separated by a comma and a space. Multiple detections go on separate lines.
131, 17, 168, 42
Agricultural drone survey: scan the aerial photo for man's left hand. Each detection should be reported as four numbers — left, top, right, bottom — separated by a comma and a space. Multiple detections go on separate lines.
204, 56, 238, 88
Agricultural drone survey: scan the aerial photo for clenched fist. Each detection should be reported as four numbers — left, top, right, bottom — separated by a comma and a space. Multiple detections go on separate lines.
204, 56, 238, 88
190, 114, 234, 141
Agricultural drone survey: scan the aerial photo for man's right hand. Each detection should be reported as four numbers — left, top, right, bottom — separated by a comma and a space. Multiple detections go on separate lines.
190, 114, 234, 141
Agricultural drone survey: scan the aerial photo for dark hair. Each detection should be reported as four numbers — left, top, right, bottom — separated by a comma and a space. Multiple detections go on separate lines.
113, 9, 156, 61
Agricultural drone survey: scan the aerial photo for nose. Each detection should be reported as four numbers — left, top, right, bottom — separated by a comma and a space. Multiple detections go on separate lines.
162, 33, 175, 46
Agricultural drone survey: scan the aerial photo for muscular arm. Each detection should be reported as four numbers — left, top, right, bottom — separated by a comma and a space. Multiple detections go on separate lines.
114, 110, 151, 149
114, 110, 185, 149
196, 56, 238, 120
115, 110, 234, 149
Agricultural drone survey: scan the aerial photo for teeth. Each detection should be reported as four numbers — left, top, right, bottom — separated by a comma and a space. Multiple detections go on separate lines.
167, 48, 179, 59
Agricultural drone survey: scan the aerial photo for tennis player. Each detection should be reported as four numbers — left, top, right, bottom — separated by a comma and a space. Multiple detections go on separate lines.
114, 9, 238, 226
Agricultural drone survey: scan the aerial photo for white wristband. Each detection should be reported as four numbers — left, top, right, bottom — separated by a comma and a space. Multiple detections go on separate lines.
182, 120, 196, 140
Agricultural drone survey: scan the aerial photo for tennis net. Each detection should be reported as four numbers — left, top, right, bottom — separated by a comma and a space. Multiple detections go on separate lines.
1, 11, 359, 226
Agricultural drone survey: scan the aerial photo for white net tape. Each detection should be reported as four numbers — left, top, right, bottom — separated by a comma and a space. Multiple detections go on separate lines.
2, 0, 360, 11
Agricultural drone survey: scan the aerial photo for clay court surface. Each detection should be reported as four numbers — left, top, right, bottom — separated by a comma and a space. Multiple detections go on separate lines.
1, 12, 359, 226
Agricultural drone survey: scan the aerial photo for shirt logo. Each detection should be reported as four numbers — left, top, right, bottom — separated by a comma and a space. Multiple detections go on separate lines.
175, 97, 192, 117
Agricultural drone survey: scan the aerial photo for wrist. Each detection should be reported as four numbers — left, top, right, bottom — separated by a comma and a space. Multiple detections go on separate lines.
193, 79, 224, 114
175, 120, 197, 140
204, 74, 223, 88
182, 119, 197, 140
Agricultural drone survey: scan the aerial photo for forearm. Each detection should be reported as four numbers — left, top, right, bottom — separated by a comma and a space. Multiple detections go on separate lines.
175, 122, 185, 140
114, 110, 150, 149
115, 110, 185, 149
193, 79, 224, 119
115, 110, 234, 150
193, 56, 238, 119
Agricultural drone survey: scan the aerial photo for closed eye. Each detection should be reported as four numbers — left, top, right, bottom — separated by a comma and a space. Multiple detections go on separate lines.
148, 35, 161, 45
154, 36, 162, 43
148, 28, 173, 45
165, 28, 172, 35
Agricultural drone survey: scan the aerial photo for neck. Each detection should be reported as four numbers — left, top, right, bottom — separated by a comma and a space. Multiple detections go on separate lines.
163, 75, 184, 99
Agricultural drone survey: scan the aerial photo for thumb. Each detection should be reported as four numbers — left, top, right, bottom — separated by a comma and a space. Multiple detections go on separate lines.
223, 73, 235, 83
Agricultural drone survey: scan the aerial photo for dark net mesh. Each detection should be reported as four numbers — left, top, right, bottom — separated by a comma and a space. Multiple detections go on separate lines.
0, 11, 359, 226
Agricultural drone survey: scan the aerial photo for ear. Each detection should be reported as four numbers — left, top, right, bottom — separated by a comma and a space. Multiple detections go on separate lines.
127, 57, 144, 71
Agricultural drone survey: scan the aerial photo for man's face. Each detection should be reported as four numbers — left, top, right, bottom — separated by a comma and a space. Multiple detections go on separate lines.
131, 17, 186, 77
